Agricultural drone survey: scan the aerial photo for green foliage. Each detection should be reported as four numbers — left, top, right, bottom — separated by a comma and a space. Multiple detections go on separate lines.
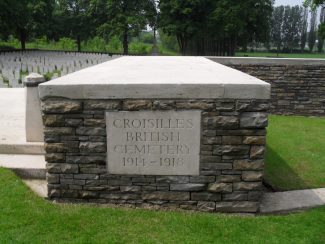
106, 36, 123, 53
266, 115, 325, 190
94, 0, 157, 54
57, 37, 76, 50
83, 36, 107, 52
159, 0, 273, 55
129, 41, 152, 54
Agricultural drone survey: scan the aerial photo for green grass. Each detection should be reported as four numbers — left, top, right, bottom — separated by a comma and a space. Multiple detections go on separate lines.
236, 51, 325, 59
0, 168, 324, 243
266, 115, 325, 191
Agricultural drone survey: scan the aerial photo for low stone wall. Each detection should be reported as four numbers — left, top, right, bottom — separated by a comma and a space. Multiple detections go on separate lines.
209, 57, 325, 116
42, 98, 269, 213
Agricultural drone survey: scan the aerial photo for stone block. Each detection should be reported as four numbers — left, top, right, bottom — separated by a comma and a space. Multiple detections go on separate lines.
215, 116, 239, 129
250, 146, 265, 159
142, 191, 190, 201
233, 159, 264, 170
223, 192, 247, 201
79, 142, 106, 153
215, 201, 259, 213
240, 112, 268, 128
191, 192, 221, 201
43, 115, 65, 126
208, 182, 232, 193
84, 100, 120, 110
156, 176, 189, 184
222, 145, 250, 156
84, 119, 105, 127
42, 100, 82, 113
216, 175, 241, 183
170, 184, 206, 191
76, 127, 106, 136
45, 153, 65, 163
233, 182, 262, 191
197, 201, 216, 212
243, 136, 265, 145
176, 101, 214, 110
189, 176, 215, 183
222, 136, 242, 145
123, 100, 152, 110
66, 155, 106, 164
242, 171, 263, 181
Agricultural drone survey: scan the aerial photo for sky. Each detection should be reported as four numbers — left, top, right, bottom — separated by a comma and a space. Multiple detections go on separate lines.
274, 0, 305, 6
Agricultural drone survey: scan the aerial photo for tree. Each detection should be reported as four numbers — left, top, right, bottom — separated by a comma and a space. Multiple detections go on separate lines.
0, 0, 55, 50
301, 7, 309, 52
317, 5, 325, 52
270, 6, 285, 54
96, 0, 157, 54
159, 0, 272, 56
56, 0, 93, 52
309, 9, 318, 52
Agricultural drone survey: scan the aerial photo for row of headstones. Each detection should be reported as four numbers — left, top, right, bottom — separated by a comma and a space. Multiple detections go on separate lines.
0, 51, 119, 88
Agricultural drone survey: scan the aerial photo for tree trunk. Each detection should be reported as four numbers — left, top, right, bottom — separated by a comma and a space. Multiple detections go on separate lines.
77, 36, 81, 52
123, 30, 128, 55
19, 29, 27, 51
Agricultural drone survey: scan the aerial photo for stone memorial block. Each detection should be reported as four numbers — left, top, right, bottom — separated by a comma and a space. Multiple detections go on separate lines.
106, 110, 201, 175
39, 57, 270, 213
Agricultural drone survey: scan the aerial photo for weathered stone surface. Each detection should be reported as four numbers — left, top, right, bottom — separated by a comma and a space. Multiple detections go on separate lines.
216, 175, 241, 183
65, 119, 83, 127
74, 174, 99, 180
202, 136, 222, 145
176, 101, 214, 110
208, 182, 232, 193
42, 100, 82, 113
142, 191, 190, 201
222, 136, 242, 145
223, 192, 247, 201
248, 191, 262, 201
243, 136, 265, 145
84, 119, 105, 127
47, 163, 78, 174
84, 100, 120, 110
120, 186, 141, 192
79, 142, 106, 153
44, 127, 74, 135
123, 100, 152, 110
45, 153, 65, 163
152, 100, 175, 110
156, 176, 189, 183
76, 127, 106, 136
233, 159, 264, 170
47, 173, 60, 184
66, 155, 106, 164
170, 184, 206, 191
215, 201, 259, 213
80, 191, 98, 199
215, 116, 239, 129
233, 182, 262, 191
250, 146, 265, 159
197, 201, 216, 212
240, 112, 268, 128
100, 193, 140, 200
45, 143, 68, 153
43, 115, 65, 126
242, 171, 263, 181
201, 156, 222, 164
222, 145, 250, 156
189, 176, 215, 183
191, 192, 221, 201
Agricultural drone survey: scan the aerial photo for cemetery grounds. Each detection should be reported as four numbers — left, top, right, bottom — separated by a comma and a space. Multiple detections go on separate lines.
0, 51, 324, 243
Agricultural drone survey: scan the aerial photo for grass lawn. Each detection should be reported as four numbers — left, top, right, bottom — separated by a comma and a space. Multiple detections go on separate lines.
266, 115, 325, 191
0, 168, 324, 243
236, 51, 325, 59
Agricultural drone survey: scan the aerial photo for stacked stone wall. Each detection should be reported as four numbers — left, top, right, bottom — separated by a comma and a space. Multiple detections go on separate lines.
210, 58, 325, 116
42, 98, 269, 213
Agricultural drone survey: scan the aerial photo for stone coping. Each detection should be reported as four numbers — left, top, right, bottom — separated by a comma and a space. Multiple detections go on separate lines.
207, 56, 325, 66
39, 57, 270, 100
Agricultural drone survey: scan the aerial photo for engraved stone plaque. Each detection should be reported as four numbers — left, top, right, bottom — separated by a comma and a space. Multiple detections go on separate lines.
106, 110, 201, 175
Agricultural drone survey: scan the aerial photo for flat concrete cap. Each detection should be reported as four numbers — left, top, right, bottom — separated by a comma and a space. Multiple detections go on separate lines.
39, 57, 270, 100
24, 73, 46, 87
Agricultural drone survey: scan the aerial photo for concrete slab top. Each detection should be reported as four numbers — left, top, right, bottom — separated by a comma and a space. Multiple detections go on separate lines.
39, 57, 270, 100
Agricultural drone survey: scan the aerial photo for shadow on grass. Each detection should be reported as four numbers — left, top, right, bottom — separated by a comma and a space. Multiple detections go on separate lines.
265, 146, 309, 191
